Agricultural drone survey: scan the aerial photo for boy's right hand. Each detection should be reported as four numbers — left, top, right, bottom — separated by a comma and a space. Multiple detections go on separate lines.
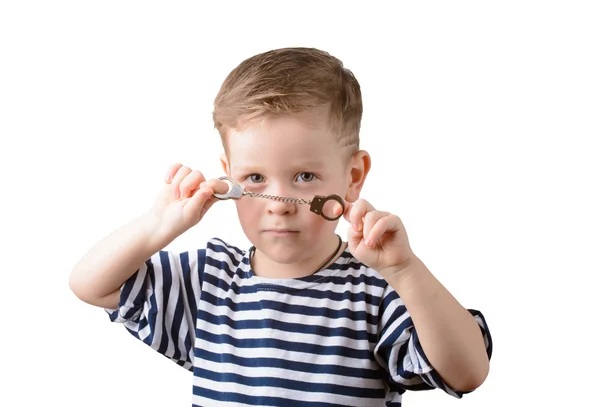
150, 163, 230, 238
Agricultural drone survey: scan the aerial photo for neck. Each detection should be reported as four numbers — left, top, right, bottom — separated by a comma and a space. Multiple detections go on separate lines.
251, 235, 344, 279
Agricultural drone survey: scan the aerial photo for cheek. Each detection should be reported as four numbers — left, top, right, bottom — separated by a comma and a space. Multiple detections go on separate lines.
303, 208, 340, 234
235, 201, 258, 225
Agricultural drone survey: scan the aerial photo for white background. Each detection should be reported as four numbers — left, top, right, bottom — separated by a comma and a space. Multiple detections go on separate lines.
1, 1, 598, 406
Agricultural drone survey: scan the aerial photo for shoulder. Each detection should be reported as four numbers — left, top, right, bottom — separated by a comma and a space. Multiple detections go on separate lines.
205, 237, 248, 257
204, 237, 251, 274
331, 250, 392, 295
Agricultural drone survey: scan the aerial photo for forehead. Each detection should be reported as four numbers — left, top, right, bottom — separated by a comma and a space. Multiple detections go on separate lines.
224, 113, 342, 169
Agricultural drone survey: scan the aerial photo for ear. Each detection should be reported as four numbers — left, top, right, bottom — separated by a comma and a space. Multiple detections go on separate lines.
220, 153, 230, 175
345, 150, 371, 202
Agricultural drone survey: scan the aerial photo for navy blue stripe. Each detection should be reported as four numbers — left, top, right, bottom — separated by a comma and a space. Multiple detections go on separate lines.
193, 387, 356, 407
379, 291, 407, 337
192, 367, 386, 398
196, 248, 206, 292
204, 253, 387, 291
318, 271, 388, 288
202, 267, 238, 293
129, 275, 147, 319
408, 325, 430, 372
118, 272, 136, 318
419, 371, 443, 391
195, 329, 372, 360
205, 256, 241, 281
174, 359, 188, 369
255, 268, 388, 290
137, 317, 148, 335
120, 269, 147, 321
201, 312, 377, 342
180, 251, 197, 317
143, 261, 158, 346
297, 263, 388, 286
208, 241, 244, 266
380, 289, 400, 313
375, 316, 413, 366
200, 290, 379, 325
378, 313, 412, 351
210, 237, 245, 256
194, 348, 383, 380
156, 251, 173, 355
202, 275, 381, 305
170, 301, 184, 362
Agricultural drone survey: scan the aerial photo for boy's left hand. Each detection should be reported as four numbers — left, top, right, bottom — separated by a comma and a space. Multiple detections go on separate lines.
343, 199, 416, 276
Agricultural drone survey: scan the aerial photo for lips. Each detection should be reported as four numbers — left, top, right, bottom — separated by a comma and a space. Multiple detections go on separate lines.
263, 229, 299, 234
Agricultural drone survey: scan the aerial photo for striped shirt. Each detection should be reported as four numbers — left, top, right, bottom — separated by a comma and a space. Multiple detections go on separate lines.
106, 238, 492, 406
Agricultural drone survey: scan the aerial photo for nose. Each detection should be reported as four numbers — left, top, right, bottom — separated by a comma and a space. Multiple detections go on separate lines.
264, 184, 297, 216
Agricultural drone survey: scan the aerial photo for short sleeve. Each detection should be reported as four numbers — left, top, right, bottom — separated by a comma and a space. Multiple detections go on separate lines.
105, 248, 206, 371
374, 286, 493, 398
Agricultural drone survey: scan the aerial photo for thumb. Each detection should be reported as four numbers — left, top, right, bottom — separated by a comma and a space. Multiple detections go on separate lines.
188, 187, 217, 214
210, 178, 231, 196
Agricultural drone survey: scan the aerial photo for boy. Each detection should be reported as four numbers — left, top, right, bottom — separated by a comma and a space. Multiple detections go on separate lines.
70, 47, 492, 406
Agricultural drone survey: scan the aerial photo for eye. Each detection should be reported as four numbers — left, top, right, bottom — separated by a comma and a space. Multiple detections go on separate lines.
296, 172, 316, 183
246, 174, 264, 183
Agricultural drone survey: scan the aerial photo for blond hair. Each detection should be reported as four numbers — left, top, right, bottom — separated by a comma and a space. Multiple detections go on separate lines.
213, 47, 362, 153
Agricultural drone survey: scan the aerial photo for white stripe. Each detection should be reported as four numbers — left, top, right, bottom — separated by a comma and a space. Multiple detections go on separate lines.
194, 358, 382, 388
200, 276, 385, 316
191, 374, 385, 406
196, 319, 370, 351
198, 297, 377, 334
163, 252, 182, 359
181, 249, 201, 363
194, 336, 371, 367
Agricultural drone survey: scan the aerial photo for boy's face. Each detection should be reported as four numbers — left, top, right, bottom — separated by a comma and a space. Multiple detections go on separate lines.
220, 111, 369, 271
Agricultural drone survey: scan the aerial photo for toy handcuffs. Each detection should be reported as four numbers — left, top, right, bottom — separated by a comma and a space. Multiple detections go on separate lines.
212, 176, 345, 221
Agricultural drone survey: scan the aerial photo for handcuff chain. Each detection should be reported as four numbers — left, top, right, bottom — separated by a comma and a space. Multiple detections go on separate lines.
244, 191, 312, 205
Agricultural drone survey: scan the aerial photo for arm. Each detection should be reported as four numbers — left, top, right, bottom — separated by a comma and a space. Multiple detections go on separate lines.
344, 199, 491, 393
381, 257, 490, 392
69, 211, 171, 309
69, 163, 226, 309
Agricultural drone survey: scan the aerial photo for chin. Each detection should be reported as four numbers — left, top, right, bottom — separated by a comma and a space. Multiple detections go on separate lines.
254, 236, 307, 263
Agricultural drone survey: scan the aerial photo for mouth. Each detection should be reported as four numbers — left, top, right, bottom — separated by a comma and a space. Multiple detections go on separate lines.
263, 229, 300, 235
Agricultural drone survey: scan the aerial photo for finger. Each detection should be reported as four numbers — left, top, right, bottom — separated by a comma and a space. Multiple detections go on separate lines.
164, 163, 183, 183
201, 178, 233, 196
362, 211, 390, 244
179, 170, 206, 199
348, 199, 376, 232
364, 214, 401, 247
171, 166, 192, 199
333, 202, 344, 218
342, 201, 353, 223
346, 220, 365, 251
188, 185, 218, 214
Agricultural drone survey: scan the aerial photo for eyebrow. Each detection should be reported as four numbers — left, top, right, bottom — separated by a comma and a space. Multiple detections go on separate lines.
234, 161, 327, 174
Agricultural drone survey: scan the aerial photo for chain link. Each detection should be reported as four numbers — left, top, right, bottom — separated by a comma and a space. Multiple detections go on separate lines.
244, 191, 311, 205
